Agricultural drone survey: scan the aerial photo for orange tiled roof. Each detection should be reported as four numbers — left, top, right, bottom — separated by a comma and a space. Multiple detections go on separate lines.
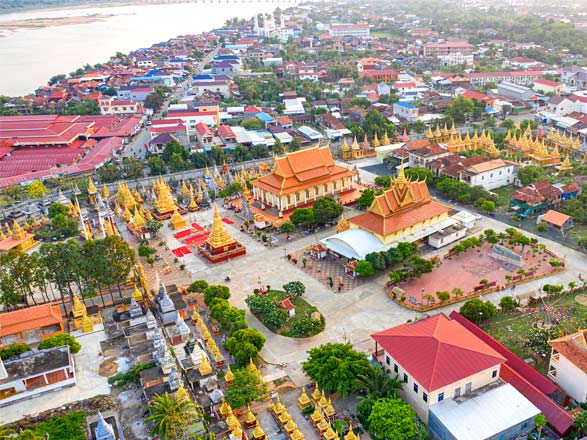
549, 331, 587, 372
0, 303, 62, 337
349, 174, 450, 236
253, 146, 354, 196
0, 233, 34, 251
541, 210, 572, 227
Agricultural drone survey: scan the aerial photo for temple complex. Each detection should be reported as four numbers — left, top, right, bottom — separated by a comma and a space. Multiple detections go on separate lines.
0, 219, 40, 253
503, 126, 561, 166
339, 135, 377, 160
197, 204, 246, 263
323, 166, 454, 260
545, 128, 587, 161
252, 145, 356, 214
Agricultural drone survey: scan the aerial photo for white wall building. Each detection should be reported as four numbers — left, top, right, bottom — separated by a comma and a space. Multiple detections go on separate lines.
437, 51, 474, 66
548, 330, 587, 403
459, 159, 518, 190
328, 23, 370, 38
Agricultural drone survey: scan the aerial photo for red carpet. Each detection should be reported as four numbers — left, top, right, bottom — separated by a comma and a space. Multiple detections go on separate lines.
174, 229, 193, 239
222, 218, 233, 225
191, 223, 204, 231
184, 232, 210, 246
172, 246, 191, 257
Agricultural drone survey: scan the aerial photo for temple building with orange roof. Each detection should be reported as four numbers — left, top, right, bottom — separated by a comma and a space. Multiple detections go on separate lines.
0, 303, 64, 347
322, 166, 458, 260
0, 219, 40, 253
251, 145, 356, 214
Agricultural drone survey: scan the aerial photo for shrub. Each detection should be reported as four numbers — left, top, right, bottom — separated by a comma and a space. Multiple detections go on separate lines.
263, 308, 288, 329
290, 317, 323, 337
33, 411, 87, 440
549, 259, 562, 267
355, 260, 375, 277
0, 342, 31, 360
283, 281, 306, 297
537, 222, 548, 233
38, 333, 81, 354
245, 295, 275, 315
460, 298, 496, 322
138, 245, 156, 257
108, 362, 155, 387
436, 291, 450, 302
203, 285, 231, 307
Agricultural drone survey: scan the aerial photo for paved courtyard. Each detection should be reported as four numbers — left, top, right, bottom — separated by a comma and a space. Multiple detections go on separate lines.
120, 160, 587, 387
399, 241, 562, 306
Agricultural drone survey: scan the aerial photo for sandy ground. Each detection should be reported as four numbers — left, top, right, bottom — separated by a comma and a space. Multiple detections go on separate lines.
0, 329, 111, 425
0, 13, 113, 29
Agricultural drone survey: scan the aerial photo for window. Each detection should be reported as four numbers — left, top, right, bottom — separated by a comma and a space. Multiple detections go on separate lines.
438, 392, 444, 402
454, 387, 460, 397
465, 382, 472, 393
385, 356, 390, 366
492, 370, 498, 378
394, 363, 398, 373
422, 392, 428, 402
413, 383, 418, 393
403, 373, 408, 383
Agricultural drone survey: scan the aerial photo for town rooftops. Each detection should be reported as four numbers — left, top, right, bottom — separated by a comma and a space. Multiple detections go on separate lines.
372, 313, 505, 391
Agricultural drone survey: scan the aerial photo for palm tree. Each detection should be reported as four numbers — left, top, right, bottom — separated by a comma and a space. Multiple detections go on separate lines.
355, 365, 403, 399
534, 414, 546, 440
146, 392, 200, 440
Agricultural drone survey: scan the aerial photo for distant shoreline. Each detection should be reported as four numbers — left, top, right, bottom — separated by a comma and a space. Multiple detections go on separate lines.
0, 12, 115, 29
0, 0, 136, 16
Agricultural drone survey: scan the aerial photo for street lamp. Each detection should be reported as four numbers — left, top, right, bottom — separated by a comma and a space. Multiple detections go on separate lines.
478, 311, 483, 326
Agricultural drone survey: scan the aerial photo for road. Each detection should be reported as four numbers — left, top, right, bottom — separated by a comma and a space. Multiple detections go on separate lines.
120, 48, 219, 161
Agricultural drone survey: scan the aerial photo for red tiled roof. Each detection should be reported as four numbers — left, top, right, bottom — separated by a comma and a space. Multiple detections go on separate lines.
372, 314, 505, 391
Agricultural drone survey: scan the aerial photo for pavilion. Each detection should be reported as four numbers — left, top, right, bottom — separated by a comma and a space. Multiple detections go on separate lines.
322, 166, 454, 260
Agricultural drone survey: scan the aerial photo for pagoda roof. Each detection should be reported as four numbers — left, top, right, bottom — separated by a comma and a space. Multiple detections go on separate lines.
252, 146, 353, 196
0, 303, 62, 338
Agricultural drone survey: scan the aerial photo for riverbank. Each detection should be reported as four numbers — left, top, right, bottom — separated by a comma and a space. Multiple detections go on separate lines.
0, 0, 130, 16
0, 13, 113, 29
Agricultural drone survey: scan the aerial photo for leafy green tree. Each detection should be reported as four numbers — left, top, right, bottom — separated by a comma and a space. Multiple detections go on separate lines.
312, 197, 343, 224
302, 343, 371, 398
27, 181, 49, 199
48, 203, 68, 219
0, 342, 31, 360
38, 334, 81, 354
525, 327, 557, 358
517, 165, 546, 186
148, 156, 167, 175
123, 157, 144, 179
32, 411, 87, 440
146, 392, 201, 440
574, 411, 587, 436
96, 163, 122, 183
283, 281, 305, 297
367, 397, 417, 440
446, 96, 475, 123
499, 296, 516, 311
279, 221, 295, 238
203, 285, 231, 307
147, 219, 163, 237
405, 167, 433, 183
225, 328, 266, 365
291, 208, 315, 226
241, 117, 264, 130
161, 140, 189, 163
168, 152, 188, 172
480, 200, 495, 213
460, 298, 496, 322
145, 92, 164, 112
535, 414, 547, 440
187, 280, 209, 293
355, 260, 375, 277
374, 176, 391, 188
365, 252, 387, 272
357, 188, 375, 210
224, 364, 267, 408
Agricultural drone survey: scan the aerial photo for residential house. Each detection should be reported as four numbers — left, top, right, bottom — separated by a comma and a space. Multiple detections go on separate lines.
533, 79, 564, 95
510, 181, 563, 218
99, 98, 141, 115
194, 122, 214, 149
149, 133, 179, 155
545, 96, 581, 117
393, 101, 419, 122
538, 210, 574, 233
192, 81, 231, 99
117, 86, 154, 102
359, 68, 399, 83
409, 143, 450, 168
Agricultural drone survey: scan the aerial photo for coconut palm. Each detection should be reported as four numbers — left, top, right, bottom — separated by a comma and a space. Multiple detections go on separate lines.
355, 365, 403, 399
146, 392, 200, 440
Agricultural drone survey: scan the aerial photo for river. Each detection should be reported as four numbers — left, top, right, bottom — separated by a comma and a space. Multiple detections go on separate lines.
0, 1, 293, 96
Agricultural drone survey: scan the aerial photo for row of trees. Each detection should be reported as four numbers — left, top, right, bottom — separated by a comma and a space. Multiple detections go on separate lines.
354, 242, 418, 278
0, 235, 135, 310
290, 196, 344, 227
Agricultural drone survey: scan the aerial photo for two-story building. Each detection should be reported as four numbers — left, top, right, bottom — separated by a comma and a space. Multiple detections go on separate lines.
460, 158, 518, 190
372, 314, 541, 440
548, 330, 587, 403
393, 101, 419, 122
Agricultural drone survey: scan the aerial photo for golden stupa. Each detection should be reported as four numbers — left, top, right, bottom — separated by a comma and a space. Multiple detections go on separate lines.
197, 203, 246, 263
169, 207, 188, 230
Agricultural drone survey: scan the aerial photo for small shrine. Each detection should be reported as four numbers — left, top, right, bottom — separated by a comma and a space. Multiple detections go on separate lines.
71, 293, 102, 330
244, 405, 257, 428
128, 208, 148, 239
197, 204, 246, 263
297, 387, 312, 410
87, 178, 98, 204
152, 177, 180, 219
169, 207, 188, 230
252, 421, 267, 440
344, 425, 360, 440
0, 219, 39, 253
556, 154, 573, 174
115, 183, 137, 211
225, 366, 235, 385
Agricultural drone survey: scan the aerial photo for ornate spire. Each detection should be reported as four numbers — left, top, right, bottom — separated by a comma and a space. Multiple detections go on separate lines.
11, 219, 26, 240
425, 126, 433, 139
382, 131, 390, 146
401, 128, 409, 143
72, 293, 87, 318
252, 421, 266, 439
133, 284, 143, 302
95, 411, 115, 440
199, 355, 212, 376
372, 132, 381, 147
81, 310, 94, 333
345, 425, 360, 440
206, 204, 236, 249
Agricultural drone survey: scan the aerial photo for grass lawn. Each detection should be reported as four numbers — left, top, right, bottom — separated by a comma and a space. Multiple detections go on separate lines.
568, 223, 587, 242
482, 290, 587, 375
492, 184, 516, 208
262, 290, 324, 338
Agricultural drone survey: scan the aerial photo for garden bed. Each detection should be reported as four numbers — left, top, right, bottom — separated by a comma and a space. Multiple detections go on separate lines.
246, 290, 325, 338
